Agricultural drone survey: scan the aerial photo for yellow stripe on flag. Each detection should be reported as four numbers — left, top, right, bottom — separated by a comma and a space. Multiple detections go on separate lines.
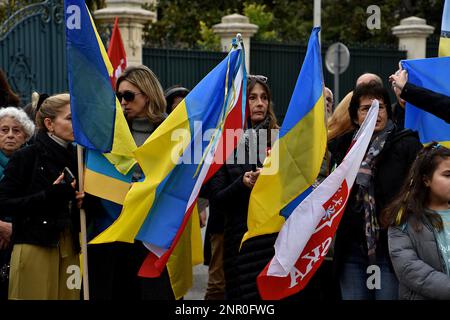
104, 100, 138, 174
243, 95, 327, 243
167, 203, 204, 299
439, 37, 450, 57
90, 100, 191, 244
84, 168, 131, 205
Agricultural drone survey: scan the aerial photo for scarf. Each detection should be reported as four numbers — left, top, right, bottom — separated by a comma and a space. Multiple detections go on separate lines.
236, 117, 271, 166
0, 150, 9, 180
354, 119, 394, 263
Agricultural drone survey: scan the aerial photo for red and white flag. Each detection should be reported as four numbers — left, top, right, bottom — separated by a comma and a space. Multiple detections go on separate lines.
108, 17, 127, 89
257, 101, 380, 300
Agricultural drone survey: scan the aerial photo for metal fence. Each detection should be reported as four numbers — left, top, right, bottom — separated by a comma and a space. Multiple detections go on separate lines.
142, 47, 226, 91
0, 0, 66, 105
143, 42, 407, 122
0, 0, 408, 117
251, 41, 407, 122
427, 36, 439, 58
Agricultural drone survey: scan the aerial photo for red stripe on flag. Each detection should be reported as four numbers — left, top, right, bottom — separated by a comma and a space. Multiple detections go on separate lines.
204, 84, 245, 183
257, 180, 351, 300
138, 79, 246, 278
138, 198, 197, 278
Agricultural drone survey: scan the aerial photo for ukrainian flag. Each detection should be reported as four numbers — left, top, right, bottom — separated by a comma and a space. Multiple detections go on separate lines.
439, 0, 450, 57
242, 27, 327, 243
84, 150, 133, 205
91, 39, 247, 277
65, 0, 136, 174
403, 57, 450, 148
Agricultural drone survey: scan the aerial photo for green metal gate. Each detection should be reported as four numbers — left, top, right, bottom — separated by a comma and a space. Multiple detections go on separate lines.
0, 0, 67, 105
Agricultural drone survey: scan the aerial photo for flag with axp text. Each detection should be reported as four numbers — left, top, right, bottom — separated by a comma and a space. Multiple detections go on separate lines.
257, 101, 379, 300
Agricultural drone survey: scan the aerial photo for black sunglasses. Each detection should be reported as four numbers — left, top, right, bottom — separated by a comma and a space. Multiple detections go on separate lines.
116, 90, 143, 102
248, 74, 268, 83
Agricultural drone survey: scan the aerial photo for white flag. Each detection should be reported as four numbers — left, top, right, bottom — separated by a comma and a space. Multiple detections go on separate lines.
267, 100, 379, 277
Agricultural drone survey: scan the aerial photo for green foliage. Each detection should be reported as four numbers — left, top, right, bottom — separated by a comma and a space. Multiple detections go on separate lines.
143, 0, 444, 48
144, 0, 242, 49
86, 0, 106, 11
197, 21, 221, 51
243, 2, 277, 41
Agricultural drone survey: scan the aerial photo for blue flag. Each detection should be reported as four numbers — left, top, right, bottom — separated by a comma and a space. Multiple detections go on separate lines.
403, 56, 450, 146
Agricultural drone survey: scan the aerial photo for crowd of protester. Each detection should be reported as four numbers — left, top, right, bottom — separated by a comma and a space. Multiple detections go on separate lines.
0, 61, 450, 301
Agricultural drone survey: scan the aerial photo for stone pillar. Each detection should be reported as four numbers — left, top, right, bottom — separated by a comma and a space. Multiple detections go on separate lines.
392, 16, 435, 59
213, 14, 258, 72
94, 0, 156, 66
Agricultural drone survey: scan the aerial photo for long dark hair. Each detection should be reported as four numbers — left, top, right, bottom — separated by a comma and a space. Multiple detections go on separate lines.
247, 76, 279, 130
381, 142, 450, 232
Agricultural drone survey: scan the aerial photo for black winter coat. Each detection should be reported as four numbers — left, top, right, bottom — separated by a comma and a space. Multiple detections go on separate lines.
0, 131, 79, 251
208, 162, 252, 299
401, 82, 450, 123
329, 126, 422, 274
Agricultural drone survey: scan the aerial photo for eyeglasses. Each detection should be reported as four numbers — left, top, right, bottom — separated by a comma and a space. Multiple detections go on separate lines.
116, 90, 143, 102
248, 75, 268, 83
358, 103, 387, 114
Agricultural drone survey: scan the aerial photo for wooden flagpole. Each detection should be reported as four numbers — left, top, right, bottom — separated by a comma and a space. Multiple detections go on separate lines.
77, 145, 89, 300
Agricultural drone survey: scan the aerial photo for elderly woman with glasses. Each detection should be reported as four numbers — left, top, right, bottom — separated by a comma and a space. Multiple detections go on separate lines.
201, 74, 279, 300
0, 107, 34, 300
328, 81, 422, 300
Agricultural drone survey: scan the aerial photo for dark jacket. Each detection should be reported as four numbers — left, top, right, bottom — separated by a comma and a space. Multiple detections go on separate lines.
389, 216, 450, 300
0, 131, 79, 251
401, 82, 450, 123
200, 179, 225, 266
392, 102, 405, 130
208, 162, 252, 299
329, 126, 422, 273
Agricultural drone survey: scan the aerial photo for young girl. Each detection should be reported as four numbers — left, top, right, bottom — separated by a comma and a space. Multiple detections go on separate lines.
382, 142, 450, 300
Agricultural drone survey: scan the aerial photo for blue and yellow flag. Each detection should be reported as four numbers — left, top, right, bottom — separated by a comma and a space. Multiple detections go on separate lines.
440, 0, 450, 57
91, 39, 247, 278
65, 0, 136, 173
242, 27, 327, 243
403, 57, 450, 148
84, 150, 134, 205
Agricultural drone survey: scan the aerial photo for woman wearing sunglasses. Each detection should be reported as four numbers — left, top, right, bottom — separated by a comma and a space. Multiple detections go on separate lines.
88, 65, 174, 300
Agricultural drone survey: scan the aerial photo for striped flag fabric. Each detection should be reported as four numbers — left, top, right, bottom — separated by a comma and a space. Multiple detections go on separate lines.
242, 27, 327, 244
84, 150, 133, 205
65, 0, 136, 173
91, 38, 247, 277
257, 101, 379, 300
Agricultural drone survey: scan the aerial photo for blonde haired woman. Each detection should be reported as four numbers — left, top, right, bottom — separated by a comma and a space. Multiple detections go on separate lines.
88, 65, 173, 300
0, 93, 84, 300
